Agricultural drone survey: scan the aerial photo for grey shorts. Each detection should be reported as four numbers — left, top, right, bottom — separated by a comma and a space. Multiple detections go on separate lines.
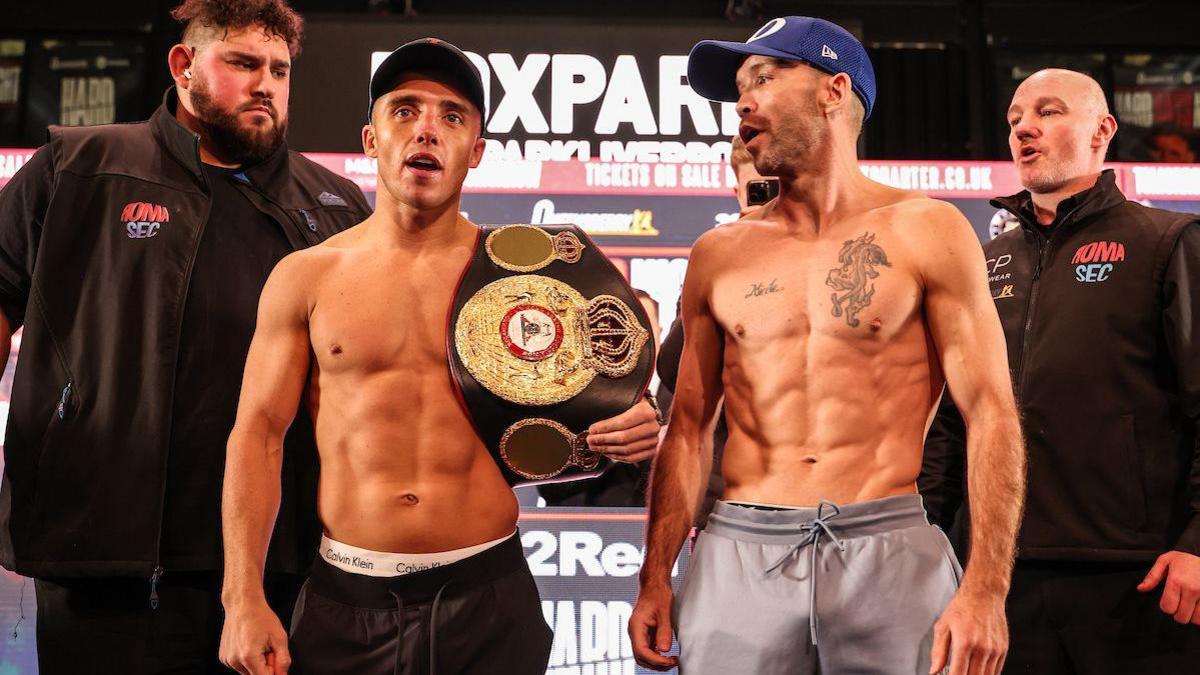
675, 495, 961, 675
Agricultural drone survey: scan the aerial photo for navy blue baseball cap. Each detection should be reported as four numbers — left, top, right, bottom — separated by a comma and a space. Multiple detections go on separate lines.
688, 16, 877, 119
368, 38, 486, 121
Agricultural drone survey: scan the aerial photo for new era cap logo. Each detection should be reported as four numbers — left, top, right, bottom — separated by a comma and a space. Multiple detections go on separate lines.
748, 17, 786, 43
822, 45, 838, 60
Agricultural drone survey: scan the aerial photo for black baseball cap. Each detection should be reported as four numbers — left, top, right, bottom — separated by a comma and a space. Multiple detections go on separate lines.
367, 38, 486, 121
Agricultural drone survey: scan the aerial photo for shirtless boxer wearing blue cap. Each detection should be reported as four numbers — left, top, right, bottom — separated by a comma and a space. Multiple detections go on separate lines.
631, 17, 1026, 675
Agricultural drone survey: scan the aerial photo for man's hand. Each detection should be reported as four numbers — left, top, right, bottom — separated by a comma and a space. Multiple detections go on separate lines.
929, 587, 1008, 675
588, 399, 661, 463
220, 600, 292, 675
629, 582, 678, 671
1137, 550, 1200, 624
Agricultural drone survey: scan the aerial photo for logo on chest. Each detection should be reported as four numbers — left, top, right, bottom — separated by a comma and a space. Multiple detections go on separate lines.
1071, 240, 1126, 283
120, 201, 170, 239
986, 254, 1016, 300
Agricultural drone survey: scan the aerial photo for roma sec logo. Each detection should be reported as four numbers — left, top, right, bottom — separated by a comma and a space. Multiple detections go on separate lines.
121, 201, 170, 239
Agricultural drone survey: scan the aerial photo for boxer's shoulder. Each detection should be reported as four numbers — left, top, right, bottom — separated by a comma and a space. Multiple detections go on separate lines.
685, 222, 732, 258
297, 226, 380, 272
687, 222, 754, 278
315, 224, 365, 249
867, 191, 956, 221
869, 195, 973, 243
819, 196, 973, 288
268, 241, 345, 294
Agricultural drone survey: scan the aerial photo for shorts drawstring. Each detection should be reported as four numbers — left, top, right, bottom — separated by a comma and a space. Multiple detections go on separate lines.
761, 500, 846, 648
388, 590, 406, 675
428, 580, 453, 674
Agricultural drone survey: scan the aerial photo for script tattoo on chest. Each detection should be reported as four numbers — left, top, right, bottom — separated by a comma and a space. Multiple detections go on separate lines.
745, 278, 784, 298
825, 232, 892, 327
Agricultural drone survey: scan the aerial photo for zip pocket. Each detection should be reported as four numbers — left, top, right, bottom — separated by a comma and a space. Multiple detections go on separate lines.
1119, 414, 1150, 531
37, 380, 73, 459
149, 565, 164, 609
299, 208, 318, 232
27, 380, 74, 517
55, 382, 73, 420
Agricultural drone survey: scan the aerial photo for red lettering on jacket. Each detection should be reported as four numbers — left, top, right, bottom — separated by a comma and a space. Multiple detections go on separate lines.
120, 201, 170, 224
1071, 241, 1126, 264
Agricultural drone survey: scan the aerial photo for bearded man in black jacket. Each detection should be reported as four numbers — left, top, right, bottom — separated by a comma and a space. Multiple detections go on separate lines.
0, 1, 371, 672
920, 68, 1200, 674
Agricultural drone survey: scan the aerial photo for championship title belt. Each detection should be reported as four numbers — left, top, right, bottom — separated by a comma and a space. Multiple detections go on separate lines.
448, 224, 656, 486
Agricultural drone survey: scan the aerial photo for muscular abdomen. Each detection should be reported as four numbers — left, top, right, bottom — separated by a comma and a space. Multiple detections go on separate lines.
311, 369, 518, 553
719, 312, 938, 506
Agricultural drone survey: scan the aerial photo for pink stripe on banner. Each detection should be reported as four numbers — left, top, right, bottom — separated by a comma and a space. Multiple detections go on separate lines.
3, 149, 1198, 200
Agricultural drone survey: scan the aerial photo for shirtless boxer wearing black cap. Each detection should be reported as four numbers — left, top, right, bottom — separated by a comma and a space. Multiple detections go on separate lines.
218, 38, 662, 675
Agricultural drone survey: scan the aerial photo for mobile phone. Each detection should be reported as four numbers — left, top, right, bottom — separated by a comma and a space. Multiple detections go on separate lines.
746, 178, 780, 206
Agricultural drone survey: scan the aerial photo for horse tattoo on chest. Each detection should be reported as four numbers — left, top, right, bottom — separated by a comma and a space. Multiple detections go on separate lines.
825, 231, 892, 327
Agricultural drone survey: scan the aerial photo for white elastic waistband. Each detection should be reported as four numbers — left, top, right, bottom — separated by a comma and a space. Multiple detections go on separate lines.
319, 531, 515, 578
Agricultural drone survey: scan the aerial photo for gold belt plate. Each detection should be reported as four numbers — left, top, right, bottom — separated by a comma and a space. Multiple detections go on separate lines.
454, 274, 649, 406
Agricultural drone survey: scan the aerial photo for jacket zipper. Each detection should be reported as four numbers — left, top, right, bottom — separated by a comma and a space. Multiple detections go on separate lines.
1016, 229, 1057, 399
144, 161, 322, 607
299, 208, 318, 232
148, 565, 164, 609
150, 139, 213, 609
55, 382, 72, 419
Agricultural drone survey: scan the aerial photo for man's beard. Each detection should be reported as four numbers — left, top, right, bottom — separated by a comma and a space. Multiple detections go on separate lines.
1021, 158, 1071, 194
190, 79, 286, 166
750, 106, 825, 178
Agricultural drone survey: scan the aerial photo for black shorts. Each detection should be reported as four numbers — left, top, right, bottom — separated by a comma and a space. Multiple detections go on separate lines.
289, 532, 552, 675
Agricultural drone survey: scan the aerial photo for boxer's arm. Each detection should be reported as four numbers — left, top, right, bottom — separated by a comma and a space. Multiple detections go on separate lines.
920, 201, 1023, 674
641, 234, 724, 588
921, 202, 1024, 596
221, 253, 314, 608
632, 233, 724, 669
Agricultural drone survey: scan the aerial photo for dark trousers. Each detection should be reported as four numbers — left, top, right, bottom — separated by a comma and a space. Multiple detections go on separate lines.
1004, 560, 1200, 674
290, 533, 552, 675
35, 572, 304, 675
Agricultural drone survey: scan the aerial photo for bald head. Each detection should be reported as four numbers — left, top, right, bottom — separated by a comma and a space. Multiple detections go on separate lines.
1016, 69, 1109, 117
